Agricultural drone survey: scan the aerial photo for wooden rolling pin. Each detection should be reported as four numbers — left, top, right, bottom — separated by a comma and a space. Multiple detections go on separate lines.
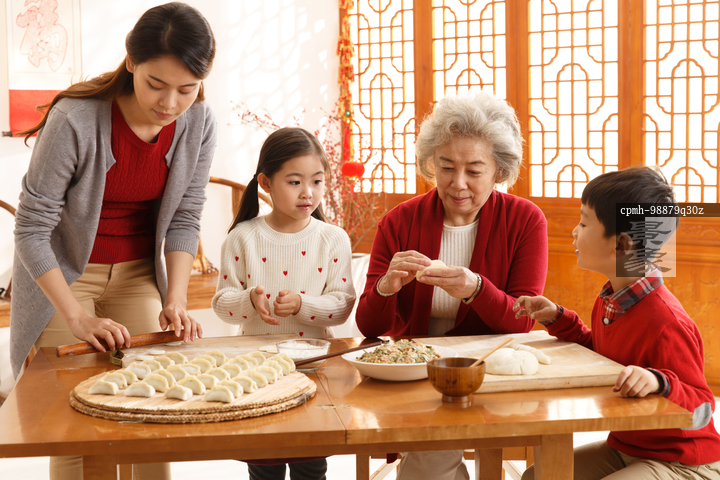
56, 330, 183, 357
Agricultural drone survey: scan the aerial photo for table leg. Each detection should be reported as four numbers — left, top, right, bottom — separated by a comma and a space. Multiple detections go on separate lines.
83, 454, 118, 480
533, 434, 573, 480
475, 448, 504, 480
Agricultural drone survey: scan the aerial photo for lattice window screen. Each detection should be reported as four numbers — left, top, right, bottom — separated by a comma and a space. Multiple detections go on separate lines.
432, 0, 506, 99
349, 0, 418, 194
645, 0, 720, 203
527, 0, 619, 198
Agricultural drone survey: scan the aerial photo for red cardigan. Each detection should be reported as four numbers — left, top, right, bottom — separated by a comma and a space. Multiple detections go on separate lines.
548, 286, 720, 465
356, 189, 548, 337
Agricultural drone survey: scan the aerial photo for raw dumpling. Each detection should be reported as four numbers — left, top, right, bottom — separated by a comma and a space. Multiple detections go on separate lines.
485, 348, 539, 376
263, 360, 284, 376
127, 362, 152, 380
180, 363, 201, 376
415, 259, 448, 280
247, 351, 266, 366
255, 365, 279, 384
221, 364, 242, 378
233, 375, 258, 393
246, 369, 269, 388
89, 380, 119, 395
206, 367, 230, 382
116, 369, 138, 385
154, 356, 175, 369
194, 355, 217, 367
267, 355, 294, 375
510, 343, 552, 365
197, 373, 218, 390
167, 364, 190, 381
154, 369, 176, 388
206, 350, 228, 367
203, 385, 234, 403
271, 352, 294, 365
141, 359, 162, 372
190, 357, 213, 373
165, 352, 187, 365
144, 373, 170, 392
165, 385, 193, 401
102, 372, 128, 389
219, 380, 242, 399
125, 381, 156, 397
178, 376, 206, 395
238, 354, 259, 368
227, 357, 252, 371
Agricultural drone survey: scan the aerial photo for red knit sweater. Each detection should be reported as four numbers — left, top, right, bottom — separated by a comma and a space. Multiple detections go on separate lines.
356, 189, 548, 337
548, 286, 720, 465
88, 102, 174, 264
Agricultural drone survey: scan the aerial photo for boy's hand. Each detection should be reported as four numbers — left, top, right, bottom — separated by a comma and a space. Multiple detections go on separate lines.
274, 290, 302, 317
613, 366, 660, 398
512, 295, 557, 323
250, 285, 279, 326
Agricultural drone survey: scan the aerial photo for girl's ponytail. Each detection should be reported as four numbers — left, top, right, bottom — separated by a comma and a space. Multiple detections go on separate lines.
228, 175, 261, 233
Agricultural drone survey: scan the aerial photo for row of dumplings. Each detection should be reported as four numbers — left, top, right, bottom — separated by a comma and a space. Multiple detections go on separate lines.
87, 350, 296, 404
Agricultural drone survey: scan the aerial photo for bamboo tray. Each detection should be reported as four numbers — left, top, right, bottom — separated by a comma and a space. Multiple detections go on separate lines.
71, 371, 316, 423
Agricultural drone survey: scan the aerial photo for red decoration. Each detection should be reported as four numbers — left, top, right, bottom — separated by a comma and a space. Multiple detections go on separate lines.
341, 161, 364, 178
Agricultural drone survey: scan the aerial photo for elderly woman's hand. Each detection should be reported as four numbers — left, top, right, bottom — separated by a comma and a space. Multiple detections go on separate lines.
416, 265, 478, 299
378, 250, 432, 295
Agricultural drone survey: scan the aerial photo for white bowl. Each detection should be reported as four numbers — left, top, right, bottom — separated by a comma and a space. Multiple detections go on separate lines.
342, 345, 458, 382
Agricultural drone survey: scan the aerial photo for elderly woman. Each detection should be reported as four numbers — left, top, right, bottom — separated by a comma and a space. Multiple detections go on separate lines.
355, 91, 548, 480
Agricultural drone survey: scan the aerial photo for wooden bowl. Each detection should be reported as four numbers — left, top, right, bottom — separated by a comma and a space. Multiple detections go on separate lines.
426, 357, 486, 403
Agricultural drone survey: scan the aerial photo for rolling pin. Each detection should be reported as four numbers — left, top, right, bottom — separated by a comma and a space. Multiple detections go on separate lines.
56, 330, 183, 357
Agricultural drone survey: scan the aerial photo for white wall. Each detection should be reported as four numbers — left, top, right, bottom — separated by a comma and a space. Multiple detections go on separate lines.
0, 0, 339, 395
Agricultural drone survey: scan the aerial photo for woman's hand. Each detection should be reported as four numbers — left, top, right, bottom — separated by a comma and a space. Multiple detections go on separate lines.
512, 295, 557, 323
378, 250, 432, 295
613, 366, 660, 398
65, 312, 132, 352
416, 265, 478, 299
274, 290, 301, 317
251, 285, 279, 325
159, 299, 203, 342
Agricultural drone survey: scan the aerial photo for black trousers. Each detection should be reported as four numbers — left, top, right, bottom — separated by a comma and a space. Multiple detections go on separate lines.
247, 459, 327, 480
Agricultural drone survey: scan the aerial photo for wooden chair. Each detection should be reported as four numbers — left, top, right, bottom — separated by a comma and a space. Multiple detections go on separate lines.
188, 177, 272, 310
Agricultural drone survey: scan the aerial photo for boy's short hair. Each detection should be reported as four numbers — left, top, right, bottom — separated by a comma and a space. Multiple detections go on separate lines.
581, 166, 678, 241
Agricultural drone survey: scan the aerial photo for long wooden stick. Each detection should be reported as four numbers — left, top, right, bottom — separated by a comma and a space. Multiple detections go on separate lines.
294, 338, 385, 367
469, 338, 514, 367
56, 330, 182, 357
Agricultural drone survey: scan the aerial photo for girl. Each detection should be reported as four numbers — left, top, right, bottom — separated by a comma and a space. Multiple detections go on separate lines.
11, 3, 216, 479
212, 127, 356, 480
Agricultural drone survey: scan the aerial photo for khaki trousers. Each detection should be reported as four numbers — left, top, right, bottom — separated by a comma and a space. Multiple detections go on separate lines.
35, 258, 170, 480
521, 440, 720, 480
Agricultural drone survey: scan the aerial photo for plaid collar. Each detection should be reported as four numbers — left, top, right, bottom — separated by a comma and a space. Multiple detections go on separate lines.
598, 268, 664, 325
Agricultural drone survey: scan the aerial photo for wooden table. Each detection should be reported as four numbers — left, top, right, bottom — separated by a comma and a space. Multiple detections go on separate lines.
0, 336, 694, 480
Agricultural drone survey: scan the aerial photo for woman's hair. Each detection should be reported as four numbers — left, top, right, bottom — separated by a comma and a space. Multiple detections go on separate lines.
415, 91, 524, 187
229, 127, 330, 232
20, 2, 215, 143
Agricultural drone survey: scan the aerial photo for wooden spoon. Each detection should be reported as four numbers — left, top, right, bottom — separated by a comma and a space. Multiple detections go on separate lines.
468, 337, 514, 368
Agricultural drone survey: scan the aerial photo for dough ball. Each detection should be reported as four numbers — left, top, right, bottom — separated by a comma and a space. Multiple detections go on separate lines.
415, 260, 448, 281
512, 344, 551, 365
485, 348, 539, 375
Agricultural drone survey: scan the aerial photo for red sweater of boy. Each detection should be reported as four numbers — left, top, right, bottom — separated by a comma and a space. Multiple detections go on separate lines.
356, 189, 548, 337
88, 102, 174, 264
548, 286, 720, 465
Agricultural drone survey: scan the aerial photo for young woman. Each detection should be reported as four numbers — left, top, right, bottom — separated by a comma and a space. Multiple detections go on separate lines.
11, 3, 216, 479
213, 127, 356, 480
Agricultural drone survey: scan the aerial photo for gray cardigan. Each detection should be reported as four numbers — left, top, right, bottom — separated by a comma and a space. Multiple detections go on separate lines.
10, 98, 217, 377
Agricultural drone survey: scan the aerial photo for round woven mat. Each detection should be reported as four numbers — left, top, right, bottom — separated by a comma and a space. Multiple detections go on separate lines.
71, 371, 316, 423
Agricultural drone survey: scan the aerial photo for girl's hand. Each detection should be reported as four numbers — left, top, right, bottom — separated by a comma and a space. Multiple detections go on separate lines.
274, 290, 301, 317
613, 366, 660, 398
251, 285, 279, 325
416, 265, 478, 299
159, 300, 203, 342
378, 250, 432, 295
512, 295, 557, 323
65, 313, 132, 352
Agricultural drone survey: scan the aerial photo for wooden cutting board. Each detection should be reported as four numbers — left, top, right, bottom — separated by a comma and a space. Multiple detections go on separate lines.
120, 333, 301, 367
424, 331, 625, 393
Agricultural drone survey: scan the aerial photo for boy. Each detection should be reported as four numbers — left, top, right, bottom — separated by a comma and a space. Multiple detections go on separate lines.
514, 167, 720, 479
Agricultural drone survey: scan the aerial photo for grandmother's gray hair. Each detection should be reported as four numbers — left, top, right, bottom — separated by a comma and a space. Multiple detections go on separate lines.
415, 91, 523, 187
